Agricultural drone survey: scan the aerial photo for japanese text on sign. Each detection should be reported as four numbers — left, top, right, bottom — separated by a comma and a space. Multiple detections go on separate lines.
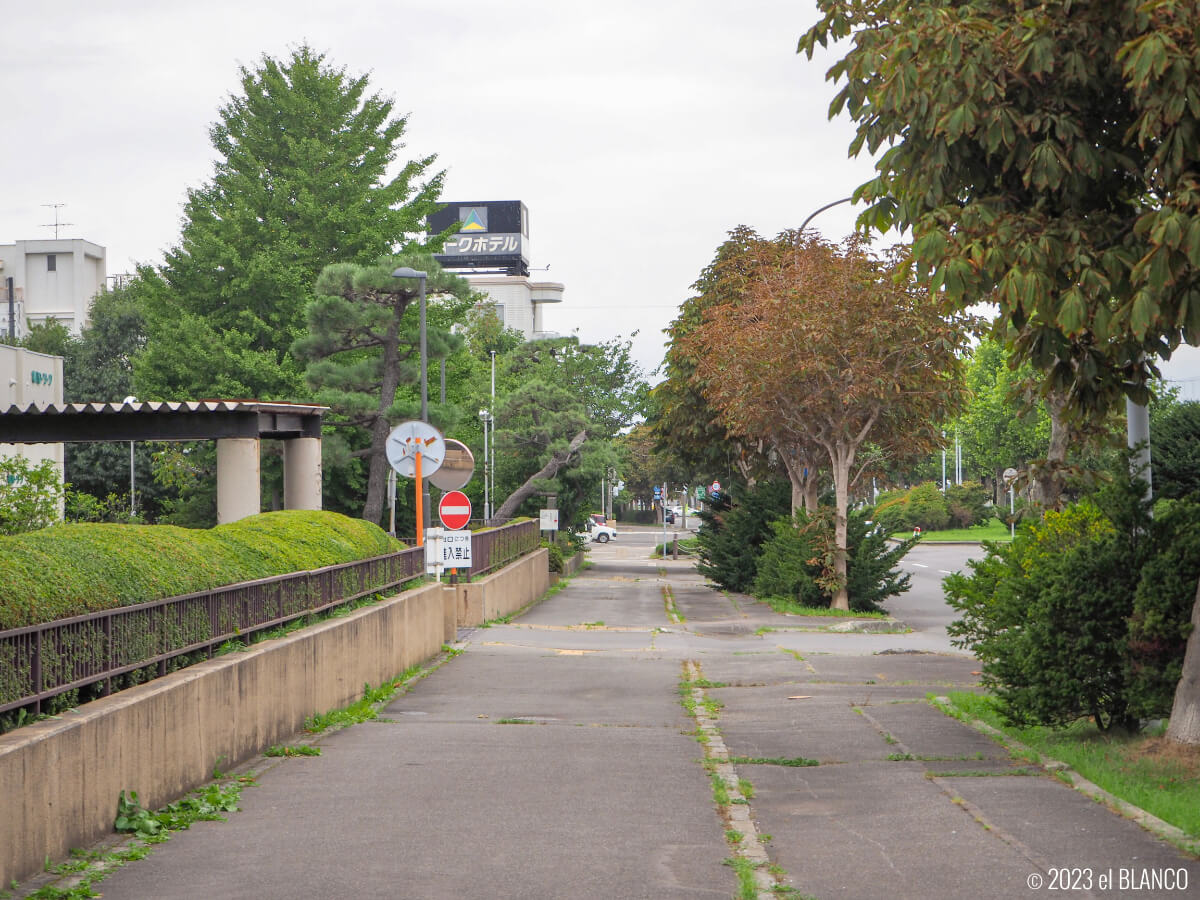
441, 234, 523, 256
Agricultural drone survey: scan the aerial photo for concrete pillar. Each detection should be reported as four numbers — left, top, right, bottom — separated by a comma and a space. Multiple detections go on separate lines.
283, 436, 322, 511
216, 438, 261, 524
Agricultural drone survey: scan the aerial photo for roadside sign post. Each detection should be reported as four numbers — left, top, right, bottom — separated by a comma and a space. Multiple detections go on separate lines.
661, 481, 668, 557
424, 526, 444, 581
1003, 467, 1018, 539
386, 421, 446, 550
439, 490, 472, 531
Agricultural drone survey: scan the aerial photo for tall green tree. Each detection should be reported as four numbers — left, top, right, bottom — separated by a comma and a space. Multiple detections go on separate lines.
800, 0, 1200, 741
135, 45, 443, 401
292, 254, 472, 527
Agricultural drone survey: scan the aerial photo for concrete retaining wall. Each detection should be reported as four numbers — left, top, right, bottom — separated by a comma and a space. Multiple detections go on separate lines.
452, 548, 550, 627
0, 581, 447, 886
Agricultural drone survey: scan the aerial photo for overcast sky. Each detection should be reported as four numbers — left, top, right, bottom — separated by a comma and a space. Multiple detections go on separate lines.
4, 0, 1199, 396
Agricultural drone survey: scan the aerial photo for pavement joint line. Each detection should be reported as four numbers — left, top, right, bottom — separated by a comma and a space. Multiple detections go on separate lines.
683, 660, 780, 898
927, 775, 1066, 886
929, 696, 1200, 857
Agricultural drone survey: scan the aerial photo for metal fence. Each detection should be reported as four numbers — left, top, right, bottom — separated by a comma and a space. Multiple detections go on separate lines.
0, 519, 540, 718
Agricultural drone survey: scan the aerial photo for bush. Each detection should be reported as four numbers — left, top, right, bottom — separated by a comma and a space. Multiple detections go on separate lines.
751, 516, 826, 608
0, 510, 399, 630
946, 464, 1200, 732
1126, 499, 1200, 718
944, 483, 991, 528
696, 480, 790, 592
946, 501, 1128, 729
0, 456, 65, 535
544, 541, 565, 573
871, 489, 911, 534
906, 481, 951, 531
753, 509, 914, 613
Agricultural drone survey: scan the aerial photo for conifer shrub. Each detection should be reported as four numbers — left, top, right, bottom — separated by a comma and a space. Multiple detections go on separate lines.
696, 480, 790, 592
753, 509, 914, 613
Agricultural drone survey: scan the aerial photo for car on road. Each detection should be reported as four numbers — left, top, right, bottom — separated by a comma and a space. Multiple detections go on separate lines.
586, 520, 618, 543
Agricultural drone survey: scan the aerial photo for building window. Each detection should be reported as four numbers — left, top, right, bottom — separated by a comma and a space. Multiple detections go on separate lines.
47, 255, 56, 272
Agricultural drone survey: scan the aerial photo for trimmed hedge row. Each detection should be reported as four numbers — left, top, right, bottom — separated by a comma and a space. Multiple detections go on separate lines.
0, 511, 401, 630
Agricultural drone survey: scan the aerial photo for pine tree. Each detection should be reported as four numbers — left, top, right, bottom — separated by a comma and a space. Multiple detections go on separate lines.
292, 254, 472, 526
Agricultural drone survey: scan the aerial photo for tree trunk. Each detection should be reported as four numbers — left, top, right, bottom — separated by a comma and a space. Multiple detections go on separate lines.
805, 478, 819, 514
779, 445, 819, 516
493, 431, 587, 521
362, 417, 391, 527
1166, 579, 1200, 745
831, 449, 851, 611
361, 306, 404, 527
1029, 388, 1070, 511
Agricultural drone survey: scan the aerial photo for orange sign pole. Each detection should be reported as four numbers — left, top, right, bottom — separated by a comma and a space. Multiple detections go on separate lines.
415, 448, 424, 547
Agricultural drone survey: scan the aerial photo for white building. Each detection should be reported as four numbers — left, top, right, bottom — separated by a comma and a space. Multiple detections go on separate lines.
429, 202, 564, 340
465, 275, 564, 339
0, 238, 106, 339
1, 344, 65, 478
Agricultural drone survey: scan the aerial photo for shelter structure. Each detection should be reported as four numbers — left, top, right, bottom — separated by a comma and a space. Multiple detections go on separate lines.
0, 400, 326, 523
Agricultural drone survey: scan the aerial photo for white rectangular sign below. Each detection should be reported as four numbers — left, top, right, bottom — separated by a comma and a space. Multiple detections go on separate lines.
425, 527, 473, 576
440, 531, 473, 567
540, 509, 559, 531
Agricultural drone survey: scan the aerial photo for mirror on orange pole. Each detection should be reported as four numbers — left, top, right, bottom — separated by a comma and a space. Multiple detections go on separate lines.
415, 448, 424, 547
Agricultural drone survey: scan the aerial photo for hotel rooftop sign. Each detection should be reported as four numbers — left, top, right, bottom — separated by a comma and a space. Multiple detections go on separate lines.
429, 201, 530, 276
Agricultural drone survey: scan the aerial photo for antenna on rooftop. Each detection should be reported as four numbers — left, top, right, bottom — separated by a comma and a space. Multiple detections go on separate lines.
40, 203, 75, 238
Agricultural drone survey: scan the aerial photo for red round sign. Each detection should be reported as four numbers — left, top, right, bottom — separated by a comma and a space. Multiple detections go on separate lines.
438, 490, 472, 530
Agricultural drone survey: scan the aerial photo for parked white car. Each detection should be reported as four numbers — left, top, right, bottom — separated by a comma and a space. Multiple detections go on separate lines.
586, 520, 618, 543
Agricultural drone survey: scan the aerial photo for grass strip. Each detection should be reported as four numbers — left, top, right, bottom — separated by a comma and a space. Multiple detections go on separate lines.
729, 756, 819, 768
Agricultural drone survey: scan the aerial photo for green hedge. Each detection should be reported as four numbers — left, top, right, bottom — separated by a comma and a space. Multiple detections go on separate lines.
0, 511, 401, 630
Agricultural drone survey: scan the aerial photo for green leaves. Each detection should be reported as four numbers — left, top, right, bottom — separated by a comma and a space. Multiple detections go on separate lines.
137, 46, 442, 404
802, 0, 1200, 419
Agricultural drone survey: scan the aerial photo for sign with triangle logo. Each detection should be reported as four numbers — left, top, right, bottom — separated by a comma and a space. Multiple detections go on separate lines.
460, 207, 487, 232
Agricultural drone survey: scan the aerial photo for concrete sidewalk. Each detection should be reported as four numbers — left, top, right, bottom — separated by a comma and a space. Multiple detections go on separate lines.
36, 543, 1200, 899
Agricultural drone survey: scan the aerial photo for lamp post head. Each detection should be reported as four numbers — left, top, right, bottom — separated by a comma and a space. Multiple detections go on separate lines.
391, 266, 427, 280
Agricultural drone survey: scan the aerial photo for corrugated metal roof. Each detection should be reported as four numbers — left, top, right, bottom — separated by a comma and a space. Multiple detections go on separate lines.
1, 400, 329, 416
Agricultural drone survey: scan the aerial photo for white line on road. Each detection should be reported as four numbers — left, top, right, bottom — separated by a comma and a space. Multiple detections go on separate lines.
939, 570, 954, 575
912, 563, 929, 568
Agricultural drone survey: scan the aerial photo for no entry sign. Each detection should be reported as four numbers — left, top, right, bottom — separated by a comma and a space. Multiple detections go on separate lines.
438, 490, 472, 530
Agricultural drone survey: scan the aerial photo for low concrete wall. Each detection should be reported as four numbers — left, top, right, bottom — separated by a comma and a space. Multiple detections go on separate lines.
452, 547, 551, 627
0, 582, 445, 887
561, 550, 586, 577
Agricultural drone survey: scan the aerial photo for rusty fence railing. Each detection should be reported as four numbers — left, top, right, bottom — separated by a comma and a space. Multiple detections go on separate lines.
0, 519, 541, 719
469, 518, 539, 577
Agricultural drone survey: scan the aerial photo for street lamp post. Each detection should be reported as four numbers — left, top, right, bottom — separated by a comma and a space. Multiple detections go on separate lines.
391, 267, 429, 421
123, 396, 137, 518
479, 408, 491, 522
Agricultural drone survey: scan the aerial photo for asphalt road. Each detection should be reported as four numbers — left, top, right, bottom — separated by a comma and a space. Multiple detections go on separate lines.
600, 524, 982, 641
